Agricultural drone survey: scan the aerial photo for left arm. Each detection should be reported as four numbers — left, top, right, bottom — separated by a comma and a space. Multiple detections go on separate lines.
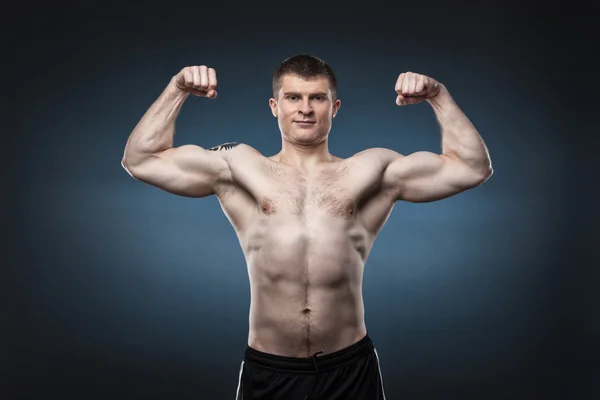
382, 73, 493, 203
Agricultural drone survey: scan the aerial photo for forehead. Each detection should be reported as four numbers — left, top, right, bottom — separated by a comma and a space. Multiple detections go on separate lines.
278, 74, 331, 95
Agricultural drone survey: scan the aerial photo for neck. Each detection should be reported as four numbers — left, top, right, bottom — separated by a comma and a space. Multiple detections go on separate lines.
275, 136, 333, 169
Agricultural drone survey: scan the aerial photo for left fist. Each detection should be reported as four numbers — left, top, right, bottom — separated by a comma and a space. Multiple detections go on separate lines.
395, 72, 442, 106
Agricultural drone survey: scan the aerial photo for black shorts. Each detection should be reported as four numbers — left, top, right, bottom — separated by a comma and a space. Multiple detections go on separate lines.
235, 334, 386, 400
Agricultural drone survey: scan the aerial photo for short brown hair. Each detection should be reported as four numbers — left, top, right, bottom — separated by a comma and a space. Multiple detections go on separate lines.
272, 54, 338, 99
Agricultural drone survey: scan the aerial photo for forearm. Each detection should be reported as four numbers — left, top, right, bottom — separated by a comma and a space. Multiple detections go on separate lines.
428, 86, 492, 174
123, 78, 190, 166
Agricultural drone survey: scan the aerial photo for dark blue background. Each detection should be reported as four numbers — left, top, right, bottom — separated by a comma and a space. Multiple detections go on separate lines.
10, 2, 596, 399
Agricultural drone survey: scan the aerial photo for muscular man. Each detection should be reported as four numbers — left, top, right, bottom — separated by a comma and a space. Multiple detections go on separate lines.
122, 55, 493, 399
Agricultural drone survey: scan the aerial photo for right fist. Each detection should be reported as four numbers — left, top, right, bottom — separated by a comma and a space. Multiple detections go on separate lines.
173, 66, 217, 98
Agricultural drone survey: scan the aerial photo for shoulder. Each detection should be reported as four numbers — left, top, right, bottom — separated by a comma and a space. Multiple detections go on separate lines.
348, 147, 405, 167
206, 142, 265, 163
207, 142, 260, 154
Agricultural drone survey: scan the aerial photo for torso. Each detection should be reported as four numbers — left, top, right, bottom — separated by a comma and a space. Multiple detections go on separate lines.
215, 145, 397, 357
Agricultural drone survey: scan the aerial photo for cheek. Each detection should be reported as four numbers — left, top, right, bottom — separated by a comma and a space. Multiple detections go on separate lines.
319, 108, 333, 120
278, 112, 292, 126
282, 108, 295, 120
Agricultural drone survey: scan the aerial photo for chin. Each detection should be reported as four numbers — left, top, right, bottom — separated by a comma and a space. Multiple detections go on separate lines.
292, 131, 326, 145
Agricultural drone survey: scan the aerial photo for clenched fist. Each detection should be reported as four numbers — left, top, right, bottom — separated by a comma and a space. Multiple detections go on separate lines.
173, 65, 218, 98
395, 72, 442, 106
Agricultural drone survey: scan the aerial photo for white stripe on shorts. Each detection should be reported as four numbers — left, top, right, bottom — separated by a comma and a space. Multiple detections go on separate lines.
235, 360, 245, 400
374, 348, 387, 400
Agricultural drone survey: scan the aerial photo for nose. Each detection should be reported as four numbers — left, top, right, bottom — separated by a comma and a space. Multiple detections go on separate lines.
299, 98, 313, 115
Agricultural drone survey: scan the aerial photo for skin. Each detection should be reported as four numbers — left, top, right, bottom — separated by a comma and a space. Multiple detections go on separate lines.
122, 65, 493, 357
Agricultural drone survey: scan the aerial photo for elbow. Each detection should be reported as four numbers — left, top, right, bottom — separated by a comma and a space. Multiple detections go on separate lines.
475, 162, 493, 185
121, 146, 134, 172
121, 158, 137, 179
122, 152, 159, 180
121, 143, 147, 174
121, 156, 145, 179
121, 154, 135, 172
462, 158, 493, 188
484, 156, 494, 179
121, 150, 150, 176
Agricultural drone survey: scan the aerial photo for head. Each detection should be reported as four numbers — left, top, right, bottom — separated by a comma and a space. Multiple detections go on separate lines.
269, 54, 341, 147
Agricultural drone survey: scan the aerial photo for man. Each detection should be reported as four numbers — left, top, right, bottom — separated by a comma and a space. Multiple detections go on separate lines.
121, 54, 492, 400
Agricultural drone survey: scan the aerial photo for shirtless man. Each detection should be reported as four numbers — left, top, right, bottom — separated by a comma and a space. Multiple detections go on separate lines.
121, 54, 493, 400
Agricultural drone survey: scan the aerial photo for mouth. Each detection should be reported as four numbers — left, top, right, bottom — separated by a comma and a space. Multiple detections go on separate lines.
294, 121, 316, 125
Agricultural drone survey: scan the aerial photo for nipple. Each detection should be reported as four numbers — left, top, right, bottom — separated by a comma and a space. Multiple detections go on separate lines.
260, 198, 275, 215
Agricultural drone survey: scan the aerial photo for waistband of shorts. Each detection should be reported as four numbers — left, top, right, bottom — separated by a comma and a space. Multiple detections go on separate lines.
244, 334, 374, 372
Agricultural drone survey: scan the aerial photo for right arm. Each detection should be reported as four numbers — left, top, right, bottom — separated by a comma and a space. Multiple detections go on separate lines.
121, 66, 232, 198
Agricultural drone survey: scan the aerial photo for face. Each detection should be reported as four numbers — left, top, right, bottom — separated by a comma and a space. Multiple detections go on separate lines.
269, 74, 341, 146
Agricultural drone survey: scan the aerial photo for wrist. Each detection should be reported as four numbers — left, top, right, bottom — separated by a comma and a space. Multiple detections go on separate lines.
166, 77, 190, 99
427, 84, 451, 109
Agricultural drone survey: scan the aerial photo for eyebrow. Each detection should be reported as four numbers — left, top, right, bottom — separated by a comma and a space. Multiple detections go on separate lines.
283, 91, 329, 97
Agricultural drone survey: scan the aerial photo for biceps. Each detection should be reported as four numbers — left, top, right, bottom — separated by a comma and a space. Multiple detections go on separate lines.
125, 145, 230, 198
384, 152, 484, 203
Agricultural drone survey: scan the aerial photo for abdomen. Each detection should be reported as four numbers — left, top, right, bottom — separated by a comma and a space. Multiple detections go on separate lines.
243, 214, 369, 357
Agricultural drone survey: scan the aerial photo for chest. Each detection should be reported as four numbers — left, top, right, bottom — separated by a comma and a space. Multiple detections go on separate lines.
259, 181, 350, 218
254, 162, 375, 218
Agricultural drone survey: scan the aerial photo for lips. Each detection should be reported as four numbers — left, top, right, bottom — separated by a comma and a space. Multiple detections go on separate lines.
294, 121, 315, 124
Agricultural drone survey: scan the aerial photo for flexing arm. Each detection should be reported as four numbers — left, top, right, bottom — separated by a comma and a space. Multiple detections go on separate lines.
122, 66, 235, 198
382, 73, 493, 203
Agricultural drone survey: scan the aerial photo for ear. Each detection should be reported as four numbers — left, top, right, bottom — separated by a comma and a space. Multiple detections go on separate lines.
269, 98, 278, 117
332, 99, 341, 118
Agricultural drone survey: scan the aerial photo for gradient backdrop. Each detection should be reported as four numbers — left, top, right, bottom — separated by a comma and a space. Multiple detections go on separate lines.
11, 2, 596, 399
